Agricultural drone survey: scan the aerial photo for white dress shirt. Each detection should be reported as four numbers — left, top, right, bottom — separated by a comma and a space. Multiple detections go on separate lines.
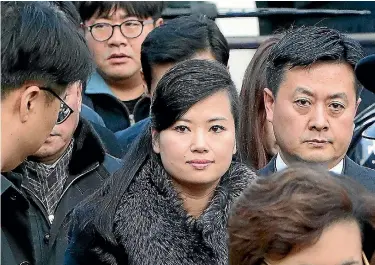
275, 154, 344, 174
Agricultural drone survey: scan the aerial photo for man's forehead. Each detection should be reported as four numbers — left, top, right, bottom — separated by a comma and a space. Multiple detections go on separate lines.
91, 6, 146, 21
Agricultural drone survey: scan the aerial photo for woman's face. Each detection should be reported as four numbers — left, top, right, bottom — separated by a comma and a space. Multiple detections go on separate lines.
153, 90, 237, 187
266, 220, 363, 265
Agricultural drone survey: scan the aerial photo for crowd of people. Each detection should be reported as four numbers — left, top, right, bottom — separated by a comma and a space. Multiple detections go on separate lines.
1, 2, 375, 265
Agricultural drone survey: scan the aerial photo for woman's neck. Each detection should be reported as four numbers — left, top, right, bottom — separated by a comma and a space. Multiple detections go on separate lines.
172, 179, 220, 218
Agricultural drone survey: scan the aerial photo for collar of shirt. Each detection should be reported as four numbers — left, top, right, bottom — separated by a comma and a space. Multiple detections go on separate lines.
275, 153, 344, 174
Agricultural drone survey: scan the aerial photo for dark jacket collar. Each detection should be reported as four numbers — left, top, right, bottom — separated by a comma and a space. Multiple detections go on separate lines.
69, 118, 106, 176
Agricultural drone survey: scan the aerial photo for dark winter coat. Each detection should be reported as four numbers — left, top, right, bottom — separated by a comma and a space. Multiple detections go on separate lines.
3, 118, 123, 265
65, 159, 257, 265
82, 71, 150, 133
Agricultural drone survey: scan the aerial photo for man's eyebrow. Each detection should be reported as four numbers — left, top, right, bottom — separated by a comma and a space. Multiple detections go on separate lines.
328, 92, 349, 103
96, 13, 131, 20
341, 260, 360, 265
294, 87, 315, 97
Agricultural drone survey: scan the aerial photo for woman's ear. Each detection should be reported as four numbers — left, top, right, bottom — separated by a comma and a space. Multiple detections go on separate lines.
233, 141, 237, 155
151, 128, 160, 153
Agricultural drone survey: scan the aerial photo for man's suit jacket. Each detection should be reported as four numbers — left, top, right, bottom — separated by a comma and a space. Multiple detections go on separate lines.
258, 155, 375, 193
257, 155, 375, 259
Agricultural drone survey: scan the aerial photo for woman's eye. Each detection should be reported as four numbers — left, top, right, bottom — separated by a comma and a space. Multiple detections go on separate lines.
174, 125, 189, 133
210, 125, 225, 133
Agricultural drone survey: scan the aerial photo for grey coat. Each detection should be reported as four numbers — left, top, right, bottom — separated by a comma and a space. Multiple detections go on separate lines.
113, 159, 257, 265
64, 159, 257, 265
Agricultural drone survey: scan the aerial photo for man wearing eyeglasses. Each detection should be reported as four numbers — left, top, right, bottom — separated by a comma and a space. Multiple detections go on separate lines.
76, 2, 165, 133
1, 2, 92, 265
8, 81, 123, 265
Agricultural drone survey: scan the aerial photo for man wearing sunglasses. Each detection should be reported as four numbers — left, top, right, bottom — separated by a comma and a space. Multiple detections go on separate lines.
1, 2, 92, 265
76, 2, 165, 133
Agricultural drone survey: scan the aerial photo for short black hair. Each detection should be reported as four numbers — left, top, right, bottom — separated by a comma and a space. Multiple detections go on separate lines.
51, 1, 81, 27
267, 26, 365, 98
76, 1, 166, 22
141, 14, 229, 92
1, 1, 93, 99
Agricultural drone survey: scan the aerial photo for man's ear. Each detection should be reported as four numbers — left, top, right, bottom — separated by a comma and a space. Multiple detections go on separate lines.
19, 85, 42, 123
355, 97, 362, 113
77, 82, 83, 112
264, 88, 275, 123
151, 129, 160, 153
140, 69, 150, 97
154, 18, 163, 27
233, 141, 237, 155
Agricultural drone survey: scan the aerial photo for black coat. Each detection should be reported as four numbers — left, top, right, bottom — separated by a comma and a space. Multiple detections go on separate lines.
257, 155, 375, 258
64, 160, 257, 265
2, 119, 123, 265
83, 93, 150, 134
1, 174, 35, 265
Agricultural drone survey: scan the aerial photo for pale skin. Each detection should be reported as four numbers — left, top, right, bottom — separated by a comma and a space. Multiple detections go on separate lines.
152, 91, 237, 217
265, 220, 364, 265
264, 62, 360, 169
1, 84, 62, 172
84, 7, 163, 101
148, 51, 218, 97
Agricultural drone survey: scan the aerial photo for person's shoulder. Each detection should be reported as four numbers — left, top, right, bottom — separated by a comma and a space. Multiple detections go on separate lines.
344, 156, 375, 192
116, 118, 150, 150
102, 154, 123, 176
81, 104, 106, 127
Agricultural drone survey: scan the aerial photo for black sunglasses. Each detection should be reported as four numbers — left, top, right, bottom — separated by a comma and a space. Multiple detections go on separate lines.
40, 87, 74, 124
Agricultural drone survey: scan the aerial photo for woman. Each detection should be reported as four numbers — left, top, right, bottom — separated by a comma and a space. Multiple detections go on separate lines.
65, 59, 257, 265
228, 166, 375, 265
239, 37, 281, 169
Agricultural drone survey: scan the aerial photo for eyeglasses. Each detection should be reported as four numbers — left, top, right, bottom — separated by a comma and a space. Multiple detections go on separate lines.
86, 19, 154, 42
40, 87, 74, 124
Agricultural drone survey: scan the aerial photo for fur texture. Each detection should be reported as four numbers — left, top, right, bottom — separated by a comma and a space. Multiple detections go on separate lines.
114, 159, 257, 265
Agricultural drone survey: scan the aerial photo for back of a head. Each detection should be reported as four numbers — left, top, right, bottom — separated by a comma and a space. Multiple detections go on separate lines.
266, 26, 364, 98
1, 1, 93, 98
239, 36, 281, 169
76, 1, 165, 22
141, 14, 229, 91
51, 1, 81, 27
228, 166, 375, 265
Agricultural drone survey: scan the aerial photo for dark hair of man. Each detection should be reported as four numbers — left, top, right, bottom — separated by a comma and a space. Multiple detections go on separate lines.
228, 166, 375, 265
141, 14, 230, 92
70, 60, 239, 262
1, 1, 93, 99
239, 36, 280, 169
51, 1, 82, 27
267, 26, 365, 99
76, 1, 166, 22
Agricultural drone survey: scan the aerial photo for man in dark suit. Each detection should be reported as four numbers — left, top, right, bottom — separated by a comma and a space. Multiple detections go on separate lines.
258, 26, 375, 193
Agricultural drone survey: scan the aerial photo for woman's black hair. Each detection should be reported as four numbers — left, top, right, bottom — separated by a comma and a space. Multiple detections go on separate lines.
74, 59, 239, 259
